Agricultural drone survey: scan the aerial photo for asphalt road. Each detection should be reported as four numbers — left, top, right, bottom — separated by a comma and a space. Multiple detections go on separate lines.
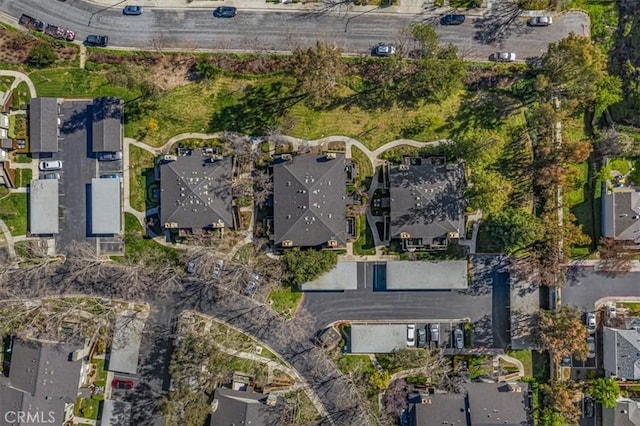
0, 0, 588, 59
562, 266, 640, 311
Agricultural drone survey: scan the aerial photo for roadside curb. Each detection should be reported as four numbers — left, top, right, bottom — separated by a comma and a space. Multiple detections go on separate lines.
594, 297, 640, 310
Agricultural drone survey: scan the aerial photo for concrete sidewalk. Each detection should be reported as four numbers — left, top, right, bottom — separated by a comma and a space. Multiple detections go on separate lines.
83, 0, 495, 17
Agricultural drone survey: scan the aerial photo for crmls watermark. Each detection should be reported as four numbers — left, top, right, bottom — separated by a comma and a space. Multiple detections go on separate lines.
4, 411, 57, 425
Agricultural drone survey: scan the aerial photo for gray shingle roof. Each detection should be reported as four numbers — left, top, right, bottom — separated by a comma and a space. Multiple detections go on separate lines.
603, 327, 640, 380
91, 178, 121, 235
91, 97, 123, 153
385, 260, 468, 290
602, 190, 640, 244
109, 314, 145, 375
29, 179, 59, 234
412, 392, 467, 426
29, 97, 58, 153
272, 154, 347, 247
389, 158, 465, 246
0, 386, 67, 426
8, 338, 83, 401
603, 399, 640, 426
209, 388, 278, 426
160, 156, 234, 230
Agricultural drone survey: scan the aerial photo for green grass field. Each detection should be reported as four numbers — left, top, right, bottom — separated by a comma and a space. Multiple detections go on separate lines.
353, 215, 375, 256
0, 193, 27, 236
128, 145, 156, 212
30, 68, 138, 100
506, 349, 533, 378
267, 285, 302, 319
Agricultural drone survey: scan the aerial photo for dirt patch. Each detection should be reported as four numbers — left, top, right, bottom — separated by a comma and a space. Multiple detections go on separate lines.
0, 26, 77, 65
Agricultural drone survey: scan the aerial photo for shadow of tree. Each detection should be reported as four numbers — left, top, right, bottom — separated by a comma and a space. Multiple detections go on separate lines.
472, 2, 529, 47
209, 81, 305, 135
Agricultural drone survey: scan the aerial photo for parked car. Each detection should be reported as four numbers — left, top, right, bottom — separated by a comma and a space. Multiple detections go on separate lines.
41, 172, 60, 180
440, 14, 465, 25
186, 261, 196, 274
373, 42, 396, 57
561, 356, 572, 367
213, 6, 237, 18
98, 151, 123, 161
493, 52, 516, 62
85, 34, 108, 47
418, 328, 427, 348
528, 16, 552, 27
429, 323, 440, 345
584, 397, 594, 417
406, 324, 416, 346
586, 312, 596, 334
100, 174, 119, 179
455, 328, 464, 350
244, 282, 256, 296
112, 379, 134, 390
123, 5, 143, 15
19, 14, 45, 32
608, 304, 617, 319
212, 259, 224, 279
586, 336, 596, 359
39, 160, 62, 171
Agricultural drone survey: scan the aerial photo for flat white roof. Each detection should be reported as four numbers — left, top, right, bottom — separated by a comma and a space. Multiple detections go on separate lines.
109, 314, 144, 375
29, 179, 59, 234
350, 324, 409, 354
386, 260, 468, 290
91, 178, 121, 235
100, 399, 131, 426
299, 261, 358, 291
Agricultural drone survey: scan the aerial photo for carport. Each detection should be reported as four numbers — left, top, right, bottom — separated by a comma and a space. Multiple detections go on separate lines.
385, 260, 468, 290
29, 179, 59, 234
299, 261, 358, 291
91, 178, 121, 235
350, 323, 408, 353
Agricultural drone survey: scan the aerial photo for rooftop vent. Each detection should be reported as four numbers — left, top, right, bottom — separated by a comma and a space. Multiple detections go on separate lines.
326, 152, 337, 160
282, 240, 294, 247
327, 240, 338, 248
400, 232, 411, 239
281, 154, 292, 161
165, 222, 179, 229
399, 164, 409, 171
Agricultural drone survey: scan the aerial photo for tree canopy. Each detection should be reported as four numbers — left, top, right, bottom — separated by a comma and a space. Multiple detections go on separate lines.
283, 248, 338, 285
589, 378, 620, 408
466, 169, 513, 216
540, 381, 581, 425
290, 42, 346, 107
536, 306, 589, 362
28, 43, 57, 68
484, 208, 546, 254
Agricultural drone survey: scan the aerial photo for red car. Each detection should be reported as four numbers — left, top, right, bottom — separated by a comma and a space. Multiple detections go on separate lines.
111, 379, 134, 390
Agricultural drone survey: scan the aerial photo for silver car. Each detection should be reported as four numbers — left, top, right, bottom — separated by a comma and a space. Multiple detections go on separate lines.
528, 16, 552, 27
374, 43, 396, 57
41, 172, 60, 180
212, 259, 224, 279
455, 328, 464, 349
493, 52, 516, 62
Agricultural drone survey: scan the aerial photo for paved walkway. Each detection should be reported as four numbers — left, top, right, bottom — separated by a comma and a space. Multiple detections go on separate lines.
0, 70, 36, 106
495, 353, 524, 378
0, 218, 17, 264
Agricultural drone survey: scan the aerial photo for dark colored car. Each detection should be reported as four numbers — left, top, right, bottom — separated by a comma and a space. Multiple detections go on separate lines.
186, 262, 196, 274
213, 6, 237, 18
584, 397, 594, 417
86, 35, 108, 47
123, 5, 143, 15
441, 14, 465, 25
97, 151, 123, 161
112, 379, 134, 390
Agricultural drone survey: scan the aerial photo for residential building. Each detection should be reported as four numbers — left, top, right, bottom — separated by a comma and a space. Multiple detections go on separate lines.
603, 398, 640, 426
28, 97, 59, 154
272, 153, 348, 248
0, 338, 89, 426
389, 157, 465, 251
385, 260, 468, 290
602, 188, 640, 247
108, 313, 145, 375
29, 179, 59, 235
91, 177, 122, 235
603, 326, 640, 380
410, 382, 529, 426
160, 154, 234, 234
91, 97, 123, 153
350, 324, 408, 353
209, 388, 280, 426
100, 399, 132, 426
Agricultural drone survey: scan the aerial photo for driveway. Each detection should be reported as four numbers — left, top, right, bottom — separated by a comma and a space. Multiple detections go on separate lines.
0, 0, 589, 59
562, 266, 640, 311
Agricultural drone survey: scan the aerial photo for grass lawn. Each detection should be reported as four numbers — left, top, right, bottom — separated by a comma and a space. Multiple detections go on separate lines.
620, 302, 640, 316
116, 213, 180, 265
14, 169, 32, 188
267, 285, 302, 319
0, 193, 27, 236
506, 349, 533, 378
566, 162, 587, 207
353, 215, 375, 256
207, 316, 280, 360
565, 0, 617, 51
0, 75, 14, 92
14, 154, 32, 163
532, 350, 549, 382
224, 355, 269, 381
350, 146, 373, 187
93, 358, 107, 382
285, 390, 322, 425
609, 158, 630, 175
76, 397, 100, 420
12, 81, 30, 110
336, 354, 376, 376
29, 68, 138, 100
128, 145, 156, 212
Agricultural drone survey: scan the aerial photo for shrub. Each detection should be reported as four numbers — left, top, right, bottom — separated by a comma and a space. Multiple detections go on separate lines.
518, 0, 551, 10
27, 43, 57, 68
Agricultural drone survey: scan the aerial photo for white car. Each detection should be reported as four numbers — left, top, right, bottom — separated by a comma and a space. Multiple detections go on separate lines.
406, 324, 416, 346
608, 305, 617, 319
212, 259, 224, 279
528, 16, 552, 27
586, 312, 596, 334
586, 337, 595, 359
39, 160, 62, 171
493, 52, 516, 62
374, 43, 396, 57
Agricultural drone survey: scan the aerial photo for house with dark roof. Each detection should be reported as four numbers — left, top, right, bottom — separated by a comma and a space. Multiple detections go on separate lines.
603, 398, 640, 426
603, 326, 640, 380
28, 97, 59, 153
272, 153, 348, 248
160, 155, 235, 234
602, 187, 640, 247
389, 157, 465, 251
209, 388, 280, 426
410, 382, 530, 426
0, 338, 89, 426
91, 97, 123, 153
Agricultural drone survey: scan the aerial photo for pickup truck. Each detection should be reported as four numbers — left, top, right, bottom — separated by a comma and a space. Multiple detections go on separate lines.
19, 14, 45, 32
45, 24, 75, 41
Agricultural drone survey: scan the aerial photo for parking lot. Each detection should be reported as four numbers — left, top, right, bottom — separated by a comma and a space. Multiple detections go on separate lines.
52, 100, 124, 256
